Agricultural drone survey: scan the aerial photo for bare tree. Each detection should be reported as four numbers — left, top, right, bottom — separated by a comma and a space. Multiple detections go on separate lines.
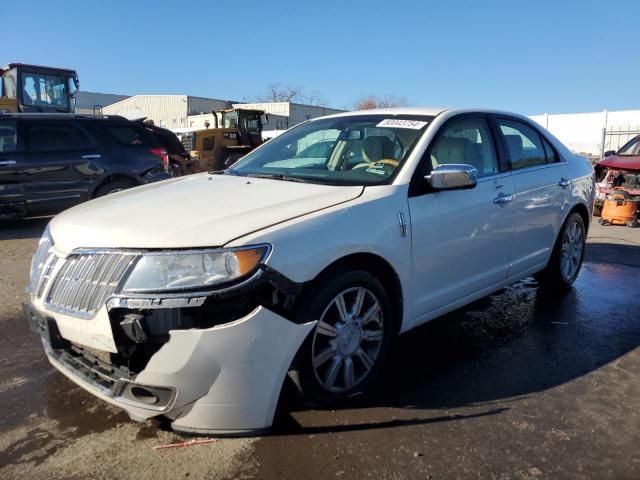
353, 94, 408, 110
249, 82, 326, 106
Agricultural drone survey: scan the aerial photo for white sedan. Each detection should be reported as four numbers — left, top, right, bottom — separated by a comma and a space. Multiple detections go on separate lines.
26, 108, 595, 434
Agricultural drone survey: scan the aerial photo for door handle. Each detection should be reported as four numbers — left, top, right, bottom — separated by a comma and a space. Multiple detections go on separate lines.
81, 154, 102, 159
0, 160, 17, 166
493, 193, 514, 205
559, 178, 571, 187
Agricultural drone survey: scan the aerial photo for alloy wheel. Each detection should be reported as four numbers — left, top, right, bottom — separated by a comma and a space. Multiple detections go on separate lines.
560, 221, 583, 281
311, 287, 384, 393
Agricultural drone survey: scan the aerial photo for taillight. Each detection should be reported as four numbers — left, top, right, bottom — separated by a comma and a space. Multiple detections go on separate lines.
150, 148, 169, 170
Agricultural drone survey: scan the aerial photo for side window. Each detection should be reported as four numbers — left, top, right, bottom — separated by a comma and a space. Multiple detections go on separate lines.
497, 119, 547, 169
429, 117, 499, 177
0, 121, 18, 153
202, 136, 214, 151
28, 123, 92, 152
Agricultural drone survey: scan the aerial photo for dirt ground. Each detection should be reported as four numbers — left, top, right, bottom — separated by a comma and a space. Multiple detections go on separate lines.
1, 219, 639, 479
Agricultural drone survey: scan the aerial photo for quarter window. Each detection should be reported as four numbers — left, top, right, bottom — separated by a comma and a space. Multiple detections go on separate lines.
542, 137, 558, 163
0, 121, 18, 153
28, 123, 92, 152
497, 119, 547, 169
429, 117, 499, 177
107, 125, 152, 147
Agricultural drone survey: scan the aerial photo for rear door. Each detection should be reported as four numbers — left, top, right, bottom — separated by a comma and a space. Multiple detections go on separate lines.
492, 116, 570, 277
24, 120, 100, 215
0, 119, 28, 217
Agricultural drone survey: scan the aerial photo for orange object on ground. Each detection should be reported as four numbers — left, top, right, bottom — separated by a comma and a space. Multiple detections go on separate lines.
599, 188, 639, 227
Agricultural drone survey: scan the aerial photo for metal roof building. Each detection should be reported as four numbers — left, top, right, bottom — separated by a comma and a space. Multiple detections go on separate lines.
75, 91, 129, 113
102, 95, 237, 128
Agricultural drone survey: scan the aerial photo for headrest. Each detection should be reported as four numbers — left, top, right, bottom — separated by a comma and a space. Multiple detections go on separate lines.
504, 134, 523, 159
362, 136, 395, 162
432, 136, 471, 165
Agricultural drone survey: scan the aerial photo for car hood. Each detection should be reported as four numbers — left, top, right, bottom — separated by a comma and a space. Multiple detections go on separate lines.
597, 155, 640, 171
50, 174, 363, 254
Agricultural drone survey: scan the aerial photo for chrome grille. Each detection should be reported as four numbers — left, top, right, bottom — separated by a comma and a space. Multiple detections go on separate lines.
36, 254, 58, 298
29, 229, 53, 293
46, 252, 137, 317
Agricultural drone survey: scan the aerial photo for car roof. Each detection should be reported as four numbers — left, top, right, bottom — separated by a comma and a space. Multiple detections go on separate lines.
318, 106, 535, 122
0, 113, 127, 121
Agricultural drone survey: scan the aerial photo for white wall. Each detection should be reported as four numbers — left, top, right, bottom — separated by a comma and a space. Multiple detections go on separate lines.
103, 95, 188, 128
529, 109, 640, 156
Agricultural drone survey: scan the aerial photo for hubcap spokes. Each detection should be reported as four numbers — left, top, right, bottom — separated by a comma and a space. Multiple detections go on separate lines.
560, 222, 583, 280
312, 287, 384, 393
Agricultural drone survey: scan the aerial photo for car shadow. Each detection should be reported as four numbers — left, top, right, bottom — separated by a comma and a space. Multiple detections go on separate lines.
273, 262, 640, 436
0, 217, 50, 241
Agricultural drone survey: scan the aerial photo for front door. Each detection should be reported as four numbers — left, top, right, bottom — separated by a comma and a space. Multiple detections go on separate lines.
408, 115, 516, 324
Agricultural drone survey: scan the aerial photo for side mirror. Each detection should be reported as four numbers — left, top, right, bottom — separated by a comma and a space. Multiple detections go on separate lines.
425, 164, 477, 191
603, 150, 616, 157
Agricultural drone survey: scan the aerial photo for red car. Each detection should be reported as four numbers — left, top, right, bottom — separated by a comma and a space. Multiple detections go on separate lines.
594, 135, 640, 215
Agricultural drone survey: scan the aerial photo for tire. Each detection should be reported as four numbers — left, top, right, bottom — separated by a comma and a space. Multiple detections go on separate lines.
290, 270, 394, 404
92, 179, 137, 198
535, 212, 586, 290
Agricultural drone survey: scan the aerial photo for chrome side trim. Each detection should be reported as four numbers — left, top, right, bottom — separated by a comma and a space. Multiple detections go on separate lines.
397, 212, 407, 238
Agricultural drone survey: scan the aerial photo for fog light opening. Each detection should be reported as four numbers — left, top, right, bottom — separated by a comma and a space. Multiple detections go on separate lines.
130, 386, 159, 405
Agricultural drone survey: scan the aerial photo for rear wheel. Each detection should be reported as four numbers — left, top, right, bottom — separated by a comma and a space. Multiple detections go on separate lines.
93, 179, 137, 198
535, 212, 586, 289
291, 270, 393, 404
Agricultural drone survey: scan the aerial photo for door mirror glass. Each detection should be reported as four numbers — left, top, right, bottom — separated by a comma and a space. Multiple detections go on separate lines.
425, 164, 477, 191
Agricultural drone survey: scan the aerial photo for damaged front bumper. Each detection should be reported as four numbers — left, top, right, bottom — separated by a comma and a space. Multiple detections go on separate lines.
26, 286, 315, 435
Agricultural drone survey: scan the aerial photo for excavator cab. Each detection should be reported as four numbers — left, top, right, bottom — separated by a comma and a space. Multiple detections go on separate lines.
0, 63, 79, 113
220, 108, 265, 148
182, 108, 268, 172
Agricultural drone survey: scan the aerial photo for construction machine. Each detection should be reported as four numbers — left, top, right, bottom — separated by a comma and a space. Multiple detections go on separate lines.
0, 63, 79, 113
180, 107, 267, 172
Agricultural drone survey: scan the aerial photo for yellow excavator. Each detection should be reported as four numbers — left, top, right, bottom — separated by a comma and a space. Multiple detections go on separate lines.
0, 63, 79, 113
180, 107, 268, 172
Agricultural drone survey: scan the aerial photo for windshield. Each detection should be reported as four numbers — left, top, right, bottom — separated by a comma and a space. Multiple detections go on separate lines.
20, 71, 73, 110
618, 135, 640, 156
229, 115, 432, 185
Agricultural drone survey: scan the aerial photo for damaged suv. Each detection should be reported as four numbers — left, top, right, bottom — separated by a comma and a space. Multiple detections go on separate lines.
26, 108, 595, 435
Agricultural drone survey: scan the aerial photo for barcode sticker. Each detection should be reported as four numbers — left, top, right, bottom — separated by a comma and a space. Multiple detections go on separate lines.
376, 119, 428, 129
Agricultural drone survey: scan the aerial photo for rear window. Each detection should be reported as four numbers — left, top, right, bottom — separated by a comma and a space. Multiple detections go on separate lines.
107, 125, 155, 147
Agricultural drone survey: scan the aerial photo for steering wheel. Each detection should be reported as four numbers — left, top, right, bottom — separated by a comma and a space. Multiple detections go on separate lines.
352, 158, 400, 170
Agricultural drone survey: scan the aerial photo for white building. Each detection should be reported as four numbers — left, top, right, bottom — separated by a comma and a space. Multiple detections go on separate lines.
183, 101, 346, 138
529, 109, 640, 158
103, 95, 235, 128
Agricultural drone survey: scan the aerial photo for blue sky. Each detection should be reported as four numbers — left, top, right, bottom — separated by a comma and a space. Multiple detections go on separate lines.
2, 0, 638, 114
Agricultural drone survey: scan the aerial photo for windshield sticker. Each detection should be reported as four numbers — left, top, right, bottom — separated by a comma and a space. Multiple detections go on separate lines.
376, 119, 428, 129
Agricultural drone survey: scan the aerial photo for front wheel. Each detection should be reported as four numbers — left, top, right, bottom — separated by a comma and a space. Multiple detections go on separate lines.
535, 212, 586, 289
291, 270, 393, 404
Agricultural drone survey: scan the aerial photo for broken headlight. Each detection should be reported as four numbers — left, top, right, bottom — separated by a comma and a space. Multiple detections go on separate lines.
120, 245, 270, 293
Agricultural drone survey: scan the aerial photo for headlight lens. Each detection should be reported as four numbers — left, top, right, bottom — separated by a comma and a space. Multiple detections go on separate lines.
120, 245, 269, 293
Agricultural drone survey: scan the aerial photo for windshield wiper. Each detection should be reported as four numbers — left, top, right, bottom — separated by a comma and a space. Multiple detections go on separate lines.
244, 173, 311, 183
